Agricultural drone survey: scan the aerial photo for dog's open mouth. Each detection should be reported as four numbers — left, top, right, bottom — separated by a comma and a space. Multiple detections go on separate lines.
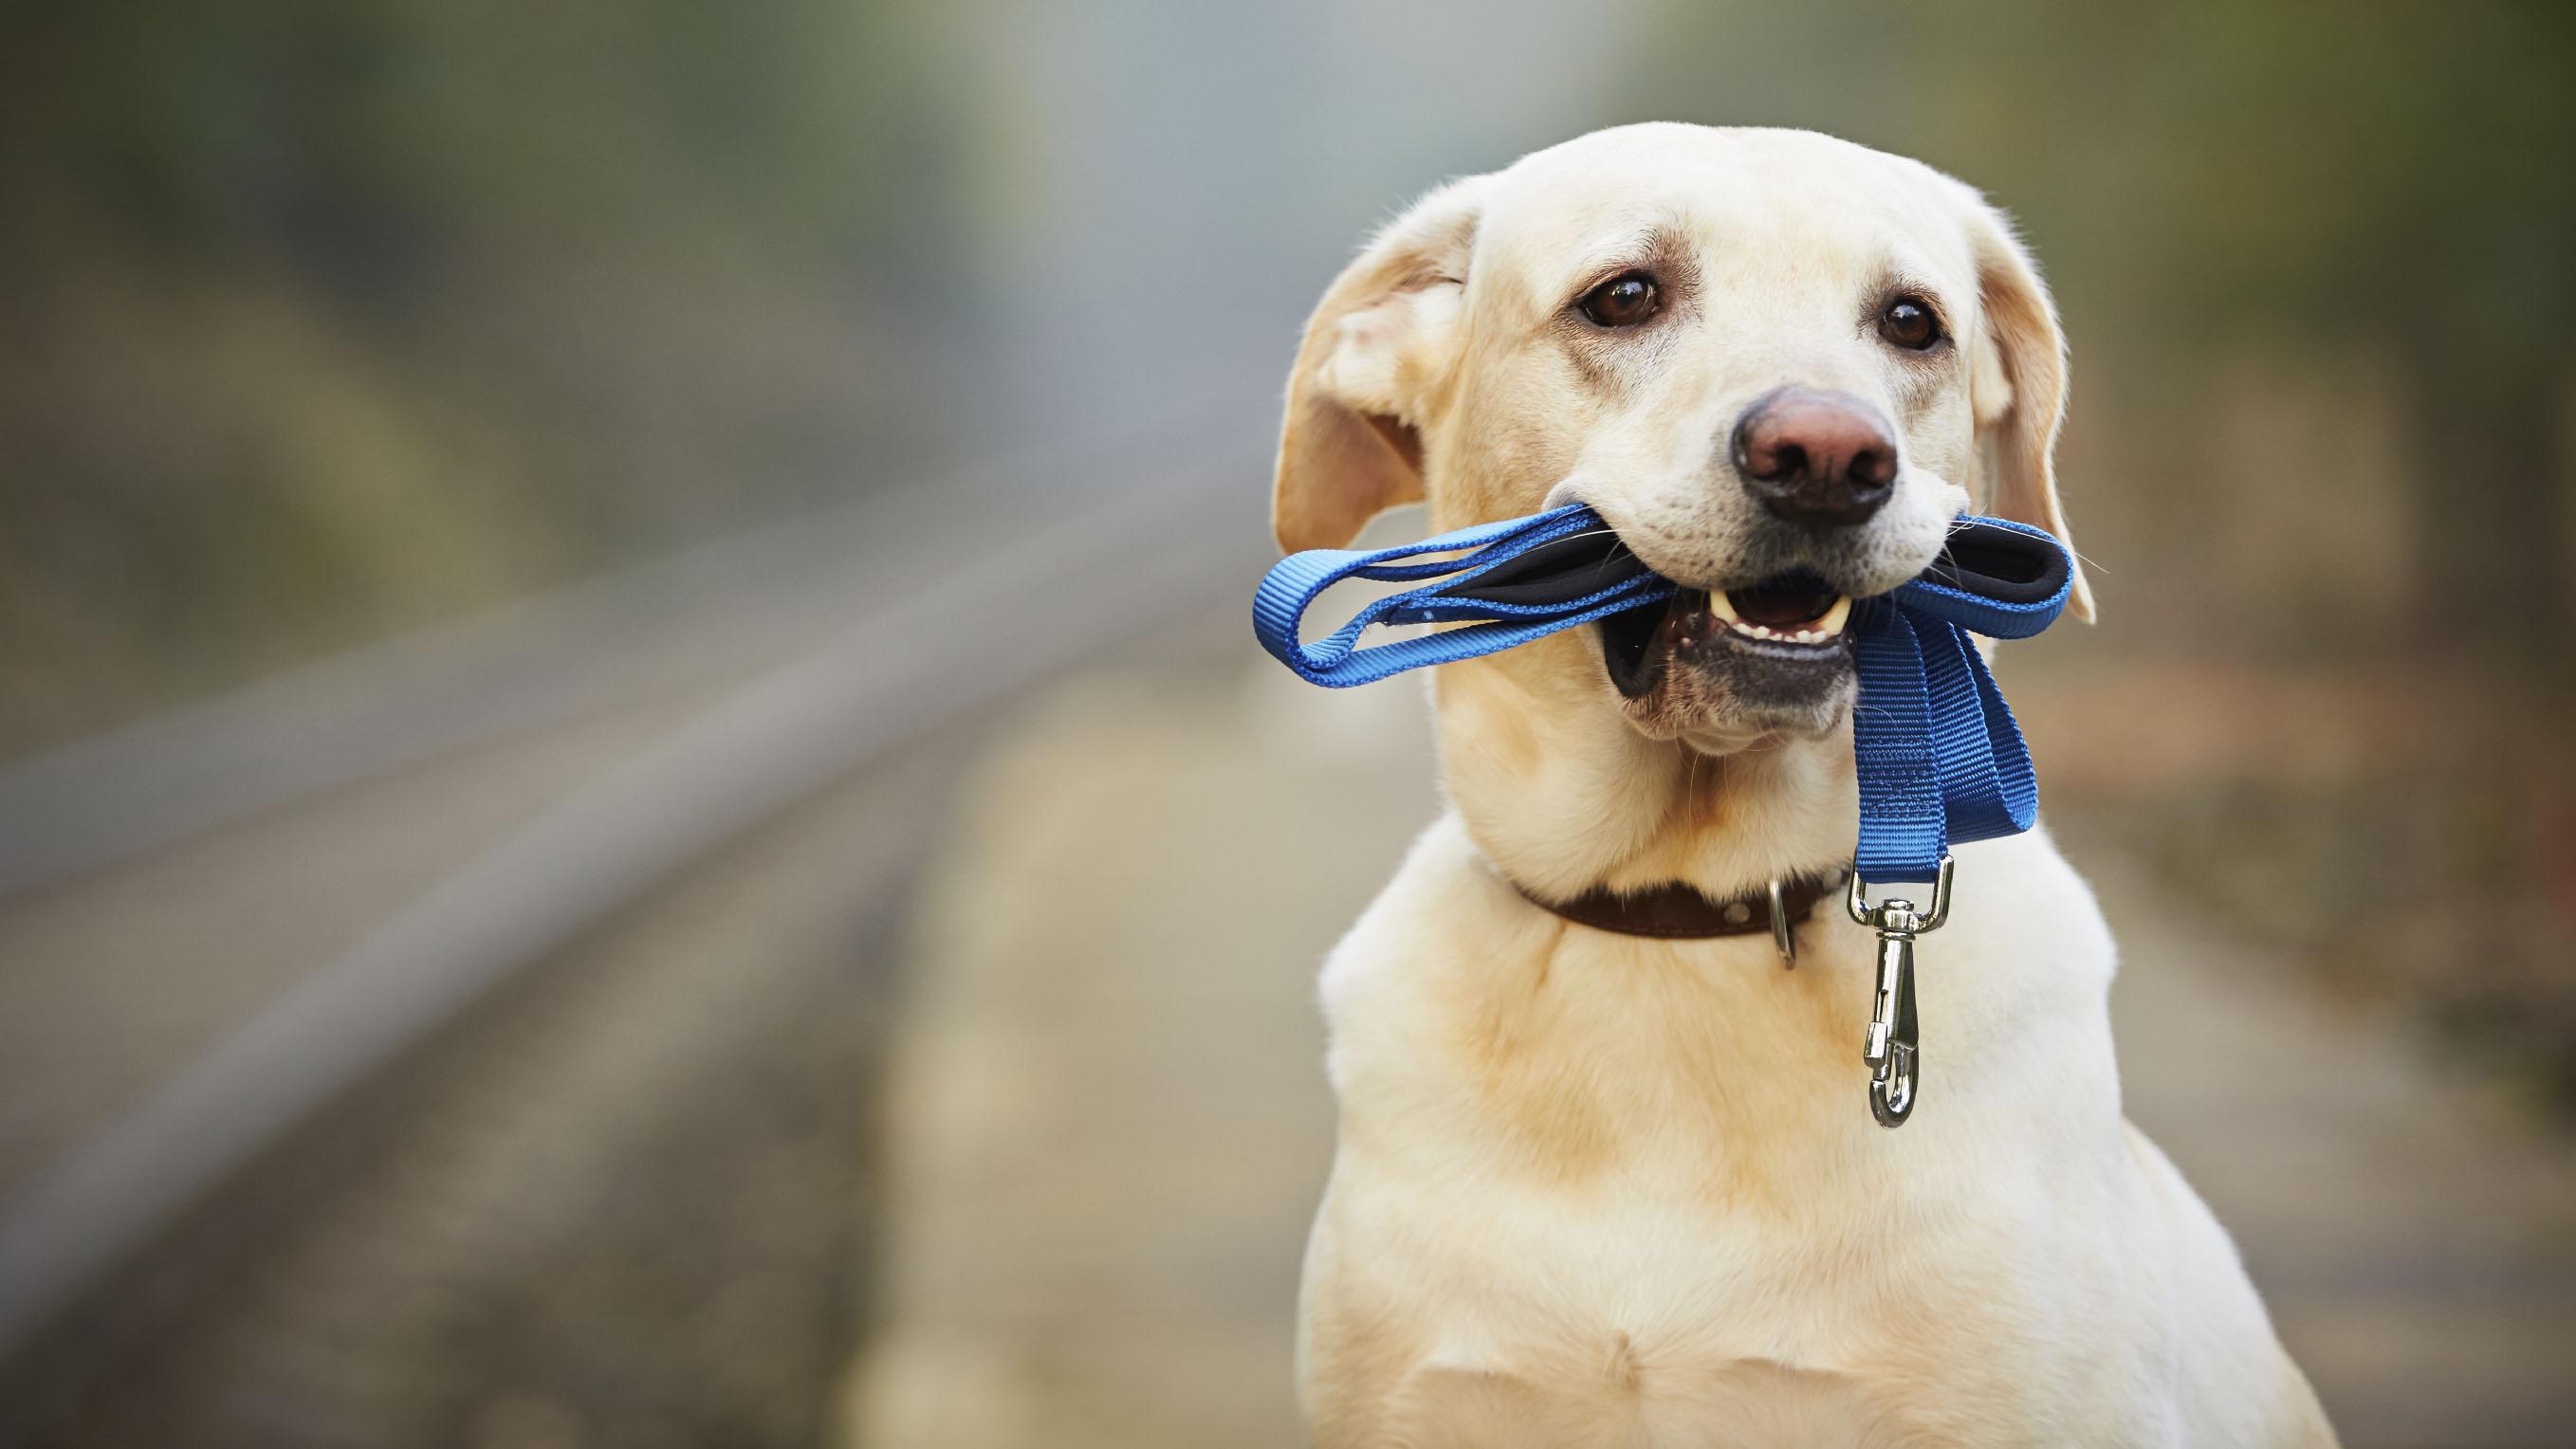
1709, 575, 1852, 645
1600, 569, 1855, 700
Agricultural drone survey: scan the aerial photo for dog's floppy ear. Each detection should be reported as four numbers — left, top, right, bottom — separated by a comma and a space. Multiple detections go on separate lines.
1274, 175, 1490, 554
1957, 193, 2097, 621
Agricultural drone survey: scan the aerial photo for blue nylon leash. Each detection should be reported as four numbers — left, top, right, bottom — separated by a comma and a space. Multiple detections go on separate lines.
1845, 520, 2067, 883
1253, 504, 2071, 1128
1254, 504, 2072, 1128
1251, 504, 1675, 688
1251, 506, 2071, 884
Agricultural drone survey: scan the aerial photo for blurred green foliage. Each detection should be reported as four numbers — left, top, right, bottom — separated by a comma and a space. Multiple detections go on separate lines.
0, 0, 968, 747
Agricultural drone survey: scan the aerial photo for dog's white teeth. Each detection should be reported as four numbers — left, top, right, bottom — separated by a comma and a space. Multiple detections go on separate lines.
1710, 594, 1851, 646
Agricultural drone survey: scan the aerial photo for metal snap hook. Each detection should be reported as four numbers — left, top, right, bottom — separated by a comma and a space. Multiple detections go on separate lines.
1866, 946, 1920, 1128
1845, 856, 1953, 1129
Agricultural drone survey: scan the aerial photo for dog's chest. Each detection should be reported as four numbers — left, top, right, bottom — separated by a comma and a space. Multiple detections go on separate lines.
1308, 843, 2151, 1440
1316, 1148, 2154, 1446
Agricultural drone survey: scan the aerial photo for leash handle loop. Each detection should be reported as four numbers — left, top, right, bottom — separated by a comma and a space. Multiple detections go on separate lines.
1251, 505, 1676, 688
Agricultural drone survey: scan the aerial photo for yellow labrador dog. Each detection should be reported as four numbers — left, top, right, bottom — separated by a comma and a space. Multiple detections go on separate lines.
1275, 125, 2335, 1447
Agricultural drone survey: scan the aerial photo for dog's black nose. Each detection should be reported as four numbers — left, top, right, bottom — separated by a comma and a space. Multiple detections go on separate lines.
1731, 388, 1899, 528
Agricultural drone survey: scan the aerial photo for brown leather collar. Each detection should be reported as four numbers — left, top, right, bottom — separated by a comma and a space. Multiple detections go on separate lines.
1513, 864, 1851, 951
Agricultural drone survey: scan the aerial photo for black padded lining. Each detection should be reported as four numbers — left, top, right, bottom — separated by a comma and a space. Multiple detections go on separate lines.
1444, 530, 1654, 607
1917, 519, 2068, 605
1444, 516, 2065, 608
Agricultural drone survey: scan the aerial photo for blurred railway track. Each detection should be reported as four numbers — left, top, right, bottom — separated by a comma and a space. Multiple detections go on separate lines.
3, 743, 954, 1448
0, 415, 1275, 1446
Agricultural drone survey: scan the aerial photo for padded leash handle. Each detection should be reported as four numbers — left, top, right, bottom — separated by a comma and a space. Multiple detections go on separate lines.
1250, 508, 2072, 882
1251, 504, 1675, 688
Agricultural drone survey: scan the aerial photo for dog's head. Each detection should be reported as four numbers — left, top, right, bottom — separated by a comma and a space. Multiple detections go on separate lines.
1275, 124, 2090, 761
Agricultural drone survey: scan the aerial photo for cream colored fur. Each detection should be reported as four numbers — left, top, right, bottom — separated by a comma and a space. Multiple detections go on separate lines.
1275, 125, 2334, 1447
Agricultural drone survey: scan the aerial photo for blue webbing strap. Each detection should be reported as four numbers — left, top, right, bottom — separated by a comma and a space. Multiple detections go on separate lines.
1252, 507, 2072, 884
1251, 504, 1677, 688
1854, 516, 2069, 881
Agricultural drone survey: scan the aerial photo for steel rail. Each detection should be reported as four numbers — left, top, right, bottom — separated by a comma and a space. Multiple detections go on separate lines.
0, 449, 1266, 1359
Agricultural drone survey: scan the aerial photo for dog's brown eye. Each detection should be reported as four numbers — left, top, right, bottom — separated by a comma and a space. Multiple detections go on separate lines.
1578, 272, 1659, 328
1878, 296, 1943, 351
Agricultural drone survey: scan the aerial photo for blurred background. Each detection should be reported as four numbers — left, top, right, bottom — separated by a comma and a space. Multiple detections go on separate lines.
1, 0, 2569, 1444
